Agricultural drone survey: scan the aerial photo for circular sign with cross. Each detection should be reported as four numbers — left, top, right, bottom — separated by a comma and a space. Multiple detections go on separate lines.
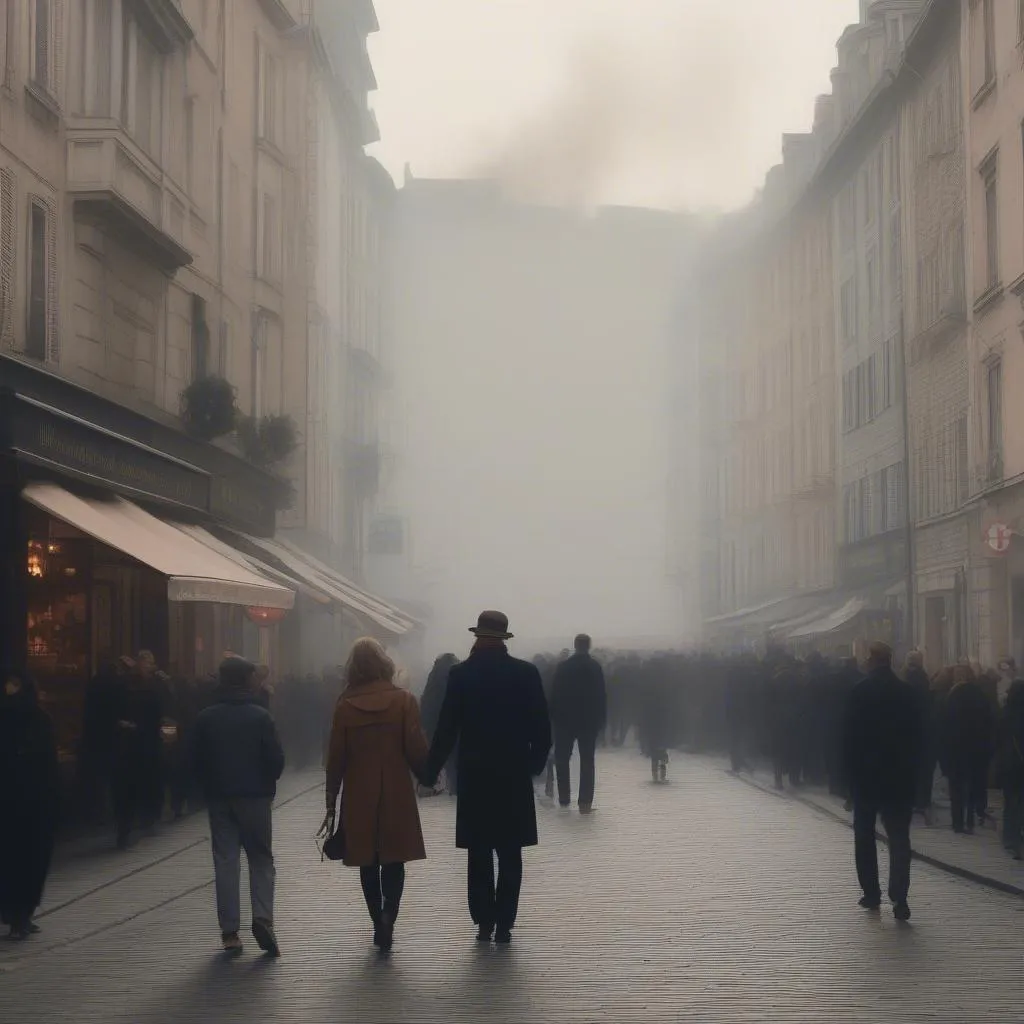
985, 522, 1012, 555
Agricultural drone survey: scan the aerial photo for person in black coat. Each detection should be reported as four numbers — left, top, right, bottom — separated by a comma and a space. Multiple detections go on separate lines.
110, 654, 166, 848
0, 669, 60, 939
903, 650, 936, 821
939, 665, 994, 834
420, 653, 459, 794
424, 611, 551, 945
550, 634, 606, 812
842, 642, 920, 922
997, 679, 1024, 859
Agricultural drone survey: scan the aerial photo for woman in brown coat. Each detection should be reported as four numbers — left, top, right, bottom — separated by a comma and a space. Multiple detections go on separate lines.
324, 638, 429, 951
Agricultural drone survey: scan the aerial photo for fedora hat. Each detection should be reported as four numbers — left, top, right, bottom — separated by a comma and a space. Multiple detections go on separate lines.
469, 610, 514, 640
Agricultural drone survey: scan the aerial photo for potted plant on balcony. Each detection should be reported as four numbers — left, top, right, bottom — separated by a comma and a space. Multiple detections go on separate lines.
237, 413, 299, 469
180, 376, 238, 441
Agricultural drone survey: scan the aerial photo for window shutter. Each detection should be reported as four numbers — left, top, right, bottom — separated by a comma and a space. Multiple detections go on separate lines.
44, 196, 58, 364
0, 167, 15, 349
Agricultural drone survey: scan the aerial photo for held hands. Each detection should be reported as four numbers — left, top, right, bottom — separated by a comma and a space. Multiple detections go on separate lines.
317, 809, 335, 838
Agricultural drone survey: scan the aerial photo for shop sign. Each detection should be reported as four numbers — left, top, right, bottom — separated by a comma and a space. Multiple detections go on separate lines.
985, 522, 1012, 555
839, 532, 908, 587
10, 395, 209, 511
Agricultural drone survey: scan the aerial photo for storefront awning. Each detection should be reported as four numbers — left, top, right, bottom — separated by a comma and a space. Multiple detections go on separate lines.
240, 533, 417, 636
22, 482, 294, 609
705, 591, 832, 633
787, 598, 867, 641
172, 523, 331, 607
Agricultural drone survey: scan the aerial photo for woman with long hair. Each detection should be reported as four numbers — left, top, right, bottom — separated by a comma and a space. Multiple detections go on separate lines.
323, 639, 429, 952
0, 669, 60, 939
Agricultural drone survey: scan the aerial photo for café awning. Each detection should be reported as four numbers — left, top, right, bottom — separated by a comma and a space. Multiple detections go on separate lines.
172, 522, 331, 607
22, 482, 294, 609
241, 533, 417, 636
786, 598, 867, 641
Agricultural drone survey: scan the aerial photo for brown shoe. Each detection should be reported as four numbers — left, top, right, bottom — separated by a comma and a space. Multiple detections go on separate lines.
221, 931, 243, 954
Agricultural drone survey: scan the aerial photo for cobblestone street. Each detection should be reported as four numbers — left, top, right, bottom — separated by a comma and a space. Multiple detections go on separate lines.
2, 752, 1023, 1023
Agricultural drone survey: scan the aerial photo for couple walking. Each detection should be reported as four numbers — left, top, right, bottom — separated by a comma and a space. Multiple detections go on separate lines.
193, 611, 550, 955
323, 611, 552, 949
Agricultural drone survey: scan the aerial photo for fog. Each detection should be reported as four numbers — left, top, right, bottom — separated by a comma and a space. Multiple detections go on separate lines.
365, 1, 859, 656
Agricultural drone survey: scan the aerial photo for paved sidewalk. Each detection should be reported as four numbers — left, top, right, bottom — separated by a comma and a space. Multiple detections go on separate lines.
0, 769, 323, 963
3, 752, 1024, 1022
716, 756, 1024, 896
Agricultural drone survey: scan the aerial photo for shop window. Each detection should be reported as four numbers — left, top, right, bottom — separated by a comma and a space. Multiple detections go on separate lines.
25, 519, 91, 758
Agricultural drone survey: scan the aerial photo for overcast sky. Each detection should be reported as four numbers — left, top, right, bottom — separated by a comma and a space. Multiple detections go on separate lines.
369, 0, 861, 211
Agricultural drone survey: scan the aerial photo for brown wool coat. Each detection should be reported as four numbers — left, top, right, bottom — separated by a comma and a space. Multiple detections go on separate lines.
325, 679, 429, 867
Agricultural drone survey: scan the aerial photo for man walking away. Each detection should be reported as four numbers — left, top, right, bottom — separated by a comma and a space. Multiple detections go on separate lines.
843, 642, 920, 922
194, 657, 285, 956
998, 679, 1024, 859
939, 665, 994, 834
551, 634, 607, 813
424, 611, 551, 945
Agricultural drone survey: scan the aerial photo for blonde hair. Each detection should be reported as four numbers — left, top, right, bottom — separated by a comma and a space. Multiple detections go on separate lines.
344, 637, 395, 689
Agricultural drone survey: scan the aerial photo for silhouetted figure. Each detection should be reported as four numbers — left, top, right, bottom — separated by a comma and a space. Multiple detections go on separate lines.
767, 658, 802, 789
843, 642, 919, 922
903, 650, 936, 821
111, 653, 165, 848
0, 670, 59, 940
193, 656, 285, 956
998, 679, 1024, 859
425, 611, 551, 944
550, 634, 606, 812
420, 653, 459, 794
939, 665, 994, 834
638, 658, 672, 782
325, 639, 429, 952
78, 657, 129, 825
724, 658, 753, 773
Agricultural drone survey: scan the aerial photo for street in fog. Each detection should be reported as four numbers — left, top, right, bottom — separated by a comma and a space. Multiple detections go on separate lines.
2, 754, 1022, 1024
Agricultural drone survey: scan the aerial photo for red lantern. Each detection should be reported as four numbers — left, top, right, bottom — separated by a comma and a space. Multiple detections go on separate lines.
244, 606, 288, 626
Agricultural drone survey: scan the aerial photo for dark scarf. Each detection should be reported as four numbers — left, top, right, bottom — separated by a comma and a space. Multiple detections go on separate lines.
472, 638, 507, 655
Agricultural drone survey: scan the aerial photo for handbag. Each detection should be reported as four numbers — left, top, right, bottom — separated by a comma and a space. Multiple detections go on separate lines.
320, 800, 346, 862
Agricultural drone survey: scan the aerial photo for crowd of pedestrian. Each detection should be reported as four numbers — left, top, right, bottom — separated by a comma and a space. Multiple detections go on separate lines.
5, 617, 1024, 949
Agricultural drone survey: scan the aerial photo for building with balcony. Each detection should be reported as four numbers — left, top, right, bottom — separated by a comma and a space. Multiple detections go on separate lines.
0, 0, 413, 760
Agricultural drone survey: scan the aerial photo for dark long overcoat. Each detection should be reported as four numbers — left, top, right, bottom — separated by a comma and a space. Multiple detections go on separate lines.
0, 678, 60, 926
842, 667, 920, 806
427, 649, 551, 850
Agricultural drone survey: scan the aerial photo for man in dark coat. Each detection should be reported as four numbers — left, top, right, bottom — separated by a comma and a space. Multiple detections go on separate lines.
939, 666, 995, 834
842, 641, 920, 922
550, 634, 606, 812
193, 656, 285, 956
425, 611, 551, 944
0, 670, 60, 939
111, 654, 166, 848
